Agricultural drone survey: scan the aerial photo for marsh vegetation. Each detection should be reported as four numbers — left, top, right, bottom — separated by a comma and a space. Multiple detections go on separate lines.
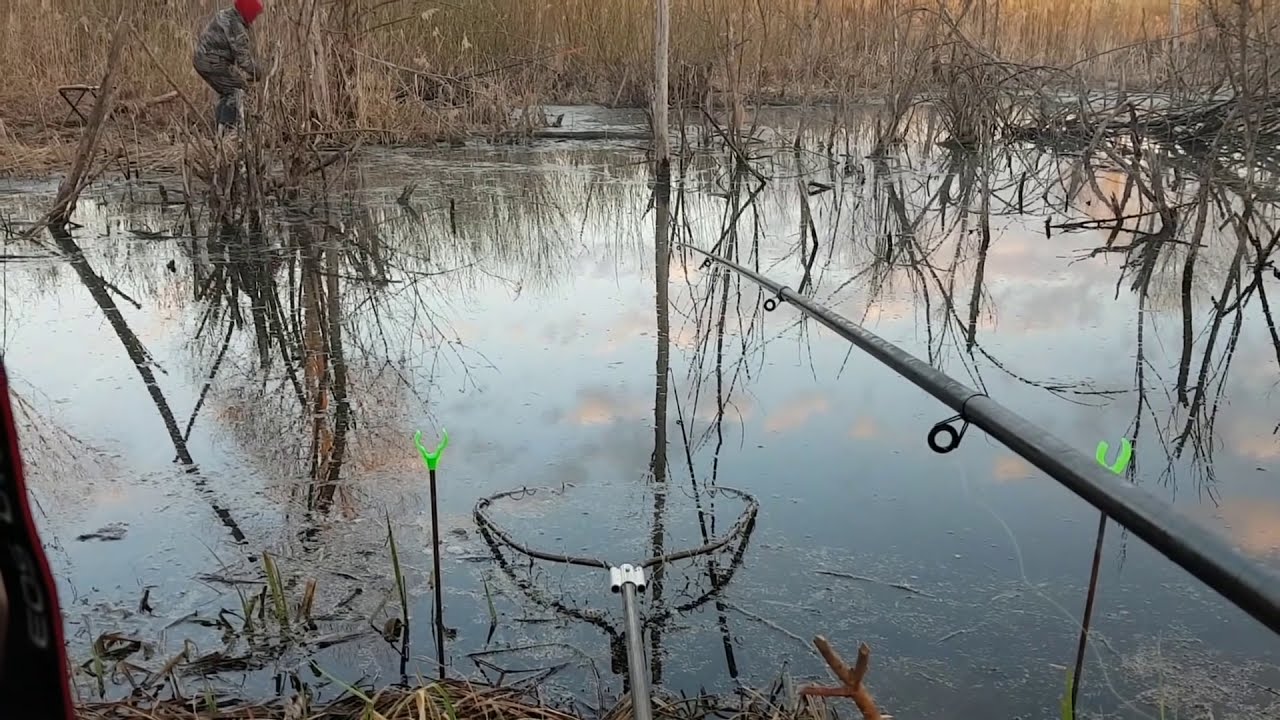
1, 1, 1278, 719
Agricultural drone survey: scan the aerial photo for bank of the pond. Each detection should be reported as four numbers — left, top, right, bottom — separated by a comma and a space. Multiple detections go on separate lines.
77, 677, 840, 720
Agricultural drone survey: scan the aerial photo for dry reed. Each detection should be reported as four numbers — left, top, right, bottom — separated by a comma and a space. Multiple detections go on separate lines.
75, 676, 842, 720
0, 0, 1216, 126
6, 0, 1280, 179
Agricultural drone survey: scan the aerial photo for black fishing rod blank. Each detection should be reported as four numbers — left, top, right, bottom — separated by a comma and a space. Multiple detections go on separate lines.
681, 241, 1280, 636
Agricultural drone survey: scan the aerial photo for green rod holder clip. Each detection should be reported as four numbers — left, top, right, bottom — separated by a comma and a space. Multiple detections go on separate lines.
415, 428, 449, 472
1095, 437, 1133, 475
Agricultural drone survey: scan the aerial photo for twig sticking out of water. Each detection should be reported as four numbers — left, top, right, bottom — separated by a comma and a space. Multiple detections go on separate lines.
815, 569, 936, 598
798, 636, 884, 720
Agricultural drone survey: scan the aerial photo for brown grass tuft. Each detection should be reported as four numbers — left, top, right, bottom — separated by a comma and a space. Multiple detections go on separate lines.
75, 676, 844, 720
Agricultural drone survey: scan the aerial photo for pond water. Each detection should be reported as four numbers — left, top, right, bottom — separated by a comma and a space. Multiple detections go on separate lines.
1, 106, 1278, 719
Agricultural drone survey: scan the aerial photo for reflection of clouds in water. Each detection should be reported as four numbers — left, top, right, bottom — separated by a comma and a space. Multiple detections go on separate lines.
1078, 167, 1145, 225
831, 292, 914, 327
983, 234, 1038, 274
1208, 497, 1280, 558
136, 281, 187, 345
594, 307, 651, 356
847, 415, 879, 439
763, 391, 830, 433
1230, 424, 1280, 462
519, 418, 658, 492
10, 390, 124, 516
668, 259, 700, 284
992, 453, 1037, 483
594, 305, 702, 356
1004, 281, 1107, 333
536, 313, 589, 347
563, 386, 648, 427
1236, 347, 1280, 385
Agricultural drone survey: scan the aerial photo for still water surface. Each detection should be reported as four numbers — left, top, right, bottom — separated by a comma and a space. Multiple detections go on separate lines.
1, 107, 1277, 719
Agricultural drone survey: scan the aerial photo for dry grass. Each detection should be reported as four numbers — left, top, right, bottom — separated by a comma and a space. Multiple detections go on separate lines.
75, 677, 841, 720
0, 0, 1194, 127
76, 679, 580, 720
3, 0, 1279, 178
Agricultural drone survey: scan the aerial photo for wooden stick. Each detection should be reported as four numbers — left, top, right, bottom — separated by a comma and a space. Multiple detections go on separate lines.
798, 635, 884, 720
653, 0, 670, 173
50, 15, 127, 228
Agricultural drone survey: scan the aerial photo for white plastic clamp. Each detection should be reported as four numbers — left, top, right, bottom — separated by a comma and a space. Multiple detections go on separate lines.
608, 563, 647, 593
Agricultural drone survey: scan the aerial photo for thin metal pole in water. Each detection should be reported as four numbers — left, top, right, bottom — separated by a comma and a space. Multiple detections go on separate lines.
429, 465, 446, 679
680, 242, 1280, 636
613, 564, 654, 720
1070, 513, 1108, 714
415, 429, 451, 680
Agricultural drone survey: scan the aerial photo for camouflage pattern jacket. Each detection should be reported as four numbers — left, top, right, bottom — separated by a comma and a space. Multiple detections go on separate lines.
193, 7, 261, 95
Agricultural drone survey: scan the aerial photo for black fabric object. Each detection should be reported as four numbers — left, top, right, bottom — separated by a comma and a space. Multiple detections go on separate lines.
0, 360, 75, 720
215, 92, 240, 128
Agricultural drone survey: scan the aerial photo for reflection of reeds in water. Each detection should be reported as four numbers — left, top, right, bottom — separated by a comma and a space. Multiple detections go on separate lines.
667, 167, 768, 682
187, 215, 391, 516
178, 152, 659, 521
9, 104, 1276, 517
653, 117, 1277, 504
47, 224, 248, 542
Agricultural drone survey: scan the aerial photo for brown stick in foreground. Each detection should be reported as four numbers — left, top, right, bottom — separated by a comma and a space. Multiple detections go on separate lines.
798, 635, 884, 720
49, 14, 127, 228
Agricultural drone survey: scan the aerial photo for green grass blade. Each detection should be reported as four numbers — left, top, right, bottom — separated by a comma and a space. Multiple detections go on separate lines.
261, 551, 289, 629
1060, 668, 1074, 720
429, 682, 459, 720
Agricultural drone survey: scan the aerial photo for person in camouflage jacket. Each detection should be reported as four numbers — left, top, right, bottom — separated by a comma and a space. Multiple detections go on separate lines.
193, 0, 264, 130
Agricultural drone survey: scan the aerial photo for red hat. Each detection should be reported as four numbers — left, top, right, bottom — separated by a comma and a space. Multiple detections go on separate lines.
236, 0, 263, 24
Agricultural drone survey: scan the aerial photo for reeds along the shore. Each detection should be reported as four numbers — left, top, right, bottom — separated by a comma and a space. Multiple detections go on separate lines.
76, 679, 582, 720
76, 675, 856, 720
0, 0, 1235, 128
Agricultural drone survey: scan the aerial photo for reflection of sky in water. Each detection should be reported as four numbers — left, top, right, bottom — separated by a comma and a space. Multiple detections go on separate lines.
1, 135, 1278, 718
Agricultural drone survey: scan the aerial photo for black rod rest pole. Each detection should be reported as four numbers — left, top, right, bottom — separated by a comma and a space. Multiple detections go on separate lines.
680, 242, 1280, 636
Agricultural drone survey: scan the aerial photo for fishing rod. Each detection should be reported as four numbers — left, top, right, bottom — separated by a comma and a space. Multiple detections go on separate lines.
679, 242, 1280, 637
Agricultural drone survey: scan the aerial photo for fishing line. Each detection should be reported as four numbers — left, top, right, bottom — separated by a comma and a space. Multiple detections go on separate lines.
952, 453, 1161, 720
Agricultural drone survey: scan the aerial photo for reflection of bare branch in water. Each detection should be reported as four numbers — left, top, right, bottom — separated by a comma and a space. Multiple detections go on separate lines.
848, 147, 1114, 403
675, 163, 765, 451
715, 125, 1276, 500
669, 166, 790, 682
48, 226, 246, 543
648, 177, 672, 685
181, 167, 560, 524
1048, 134, 1280, 497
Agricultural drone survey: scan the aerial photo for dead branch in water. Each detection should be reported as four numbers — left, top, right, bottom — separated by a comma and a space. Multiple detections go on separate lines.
49, 15, 127, 229
798, 636, 884, 720
816, 569, 936, 598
